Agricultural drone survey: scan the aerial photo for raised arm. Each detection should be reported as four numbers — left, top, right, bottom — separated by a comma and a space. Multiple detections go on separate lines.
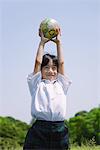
51, 32, 64, 75
33, 30, 50, 74
56, 39, 64, 75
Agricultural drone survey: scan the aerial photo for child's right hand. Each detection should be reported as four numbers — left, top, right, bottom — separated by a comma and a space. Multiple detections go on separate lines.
39, 29, 50, 44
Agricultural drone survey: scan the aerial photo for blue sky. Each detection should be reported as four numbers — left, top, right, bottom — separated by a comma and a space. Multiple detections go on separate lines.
0, 0, 100, 124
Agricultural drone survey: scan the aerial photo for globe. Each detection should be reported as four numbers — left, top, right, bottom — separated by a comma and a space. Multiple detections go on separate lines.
39, 18, 60, 39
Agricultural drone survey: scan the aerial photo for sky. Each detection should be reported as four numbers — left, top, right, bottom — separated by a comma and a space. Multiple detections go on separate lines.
0, 0, 100, 124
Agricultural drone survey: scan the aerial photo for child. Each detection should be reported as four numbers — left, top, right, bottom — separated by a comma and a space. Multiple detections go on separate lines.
23, 27, 71, 150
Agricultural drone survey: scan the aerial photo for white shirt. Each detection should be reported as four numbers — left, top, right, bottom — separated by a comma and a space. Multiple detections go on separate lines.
27, 72, 71, 121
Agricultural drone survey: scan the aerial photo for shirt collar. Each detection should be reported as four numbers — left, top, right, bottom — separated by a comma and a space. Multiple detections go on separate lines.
41, 79, 57, 84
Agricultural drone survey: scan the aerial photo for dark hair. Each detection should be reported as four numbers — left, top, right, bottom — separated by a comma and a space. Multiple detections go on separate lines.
41, 53, 59, 70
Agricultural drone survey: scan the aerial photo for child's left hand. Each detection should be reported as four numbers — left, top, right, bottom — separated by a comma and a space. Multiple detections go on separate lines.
39, 28, 50, 44
51, 28, 61, 45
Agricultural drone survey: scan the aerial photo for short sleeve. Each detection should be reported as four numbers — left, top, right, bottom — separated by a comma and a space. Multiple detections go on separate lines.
57, 73, 72, 95
27, 72, 41, 96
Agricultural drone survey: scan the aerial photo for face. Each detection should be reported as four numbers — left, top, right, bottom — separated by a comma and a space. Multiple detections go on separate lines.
41, 59, 58, 81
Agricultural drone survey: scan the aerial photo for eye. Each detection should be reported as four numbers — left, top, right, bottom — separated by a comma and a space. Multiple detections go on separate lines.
44, 66, 49, 70
52, 66, 57, 70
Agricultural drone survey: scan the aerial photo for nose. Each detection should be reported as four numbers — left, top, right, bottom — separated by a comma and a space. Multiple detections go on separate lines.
49, 67, 53, 73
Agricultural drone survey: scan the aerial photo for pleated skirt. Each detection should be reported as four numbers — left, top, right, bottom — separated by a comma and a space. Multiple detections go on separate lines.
23, 120, 69, 150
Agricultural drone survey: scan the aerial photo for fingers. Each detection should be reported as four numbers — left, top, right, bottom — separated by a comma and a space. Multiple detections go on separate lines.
39, 28, 44, 38
51, 38, 57, 43
39, 29, 50, 43
39, 28, 61, 44
51, 34, 61, 44
40, 29, 44, 38
59, 28, 61, 36
39, 28, 42, 37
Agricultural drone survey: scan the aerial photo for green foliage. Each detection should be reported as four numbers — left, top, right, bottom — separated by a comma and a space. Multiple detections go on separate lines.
68, 107, 100, 146
0, 116, 30, 149
71, 137, 100, 149
75, 111, 88, 117
0, 107, 100, 149
0, 137, 21, 150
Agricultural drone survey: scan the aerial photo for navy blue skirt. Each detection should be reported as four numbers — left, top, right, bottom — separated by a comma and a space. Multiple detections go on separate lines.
23, 120, 69, 150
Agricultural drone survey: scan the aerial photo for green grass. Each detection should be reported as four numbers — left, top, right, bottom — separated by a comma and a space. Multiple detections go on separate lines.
71, 145, 100, 150
0, 145, 100, 150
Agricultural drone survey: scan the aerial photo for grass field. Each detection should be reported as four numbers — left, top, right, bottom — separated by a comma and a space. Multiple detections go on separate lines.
71, 145, 100, 150
15, 145, 100, 150
2, 145, 100, 150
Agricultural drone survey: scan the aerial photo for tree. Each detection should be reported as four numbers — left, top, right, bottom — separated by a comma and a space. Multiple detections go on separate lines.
0, 116, 30, 149
68, 107, 100, 145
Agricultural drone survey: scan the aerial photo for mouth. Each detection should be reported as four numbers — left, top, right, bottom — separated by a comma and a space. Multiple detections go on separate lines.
47, 75, 55, 77
46, 75, 56, 80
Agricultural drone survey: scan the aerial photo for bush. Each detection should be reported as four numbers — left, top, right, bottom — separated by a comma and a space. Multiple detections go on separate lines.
0, 116, 30, 148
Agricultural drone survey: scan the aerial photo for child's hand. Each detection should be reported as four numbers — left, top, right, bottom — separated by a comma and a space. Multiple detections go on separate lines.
39, 29, 50, 44
51, 28, 61, 45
